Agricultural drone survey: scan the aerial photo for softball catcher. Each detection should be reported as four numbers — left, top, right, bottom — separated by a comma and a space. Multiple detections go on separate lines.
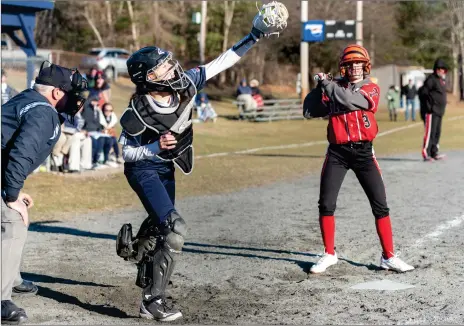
115, 2, 288, 321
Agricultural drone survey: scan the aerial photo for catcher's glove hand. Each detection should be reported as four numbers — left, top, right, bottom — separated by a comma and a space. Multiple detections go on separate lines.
251, 1, 289, 39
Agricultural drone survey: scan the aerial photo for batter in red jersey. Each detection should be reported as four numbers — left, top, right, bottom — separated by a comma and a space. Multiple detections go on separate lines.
303, 44, 414, 274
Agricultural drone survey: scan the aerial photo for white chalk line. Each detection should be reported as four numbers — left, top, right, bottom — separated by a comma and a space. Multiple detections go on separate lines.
413, 214, 464, 248
196, 115, 464, 160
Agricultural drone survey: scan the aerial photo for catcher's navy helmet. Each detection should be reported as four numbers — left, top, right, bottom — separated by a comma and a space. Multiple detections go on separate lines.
127, 46, 189, 93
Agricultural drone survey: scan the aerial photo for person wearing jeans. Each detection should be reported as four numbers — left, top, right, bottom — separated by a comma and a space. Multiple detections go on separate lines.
81, 95, 113, 168
402, 79, 417, 121
99, 103, 123, 165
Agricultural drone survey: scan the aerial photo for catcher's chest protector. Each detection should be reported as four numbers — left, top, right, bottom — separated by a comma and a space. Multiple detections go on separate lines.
120, 80, 197, 175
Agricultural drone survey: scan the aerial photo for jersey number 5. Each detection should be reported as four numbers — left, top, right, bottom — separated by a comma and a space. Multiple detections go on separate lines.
362, 114, 371, 128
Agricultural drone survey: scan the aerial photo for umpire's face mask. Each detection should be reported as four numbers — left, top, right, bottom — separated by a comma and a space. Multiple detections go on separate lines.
59, 70, 88, 117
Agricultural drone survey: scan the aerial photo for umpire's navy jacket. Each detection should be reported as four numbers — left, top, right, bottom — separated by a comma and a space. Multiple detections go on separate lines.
1, 88, 63, 203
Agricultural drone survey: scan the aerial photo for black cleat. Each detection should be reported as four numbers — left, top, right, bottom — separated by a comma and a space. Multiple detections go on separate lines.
12, 280, 38, 297
1, 300, 28, 325
139, 297, 182, 322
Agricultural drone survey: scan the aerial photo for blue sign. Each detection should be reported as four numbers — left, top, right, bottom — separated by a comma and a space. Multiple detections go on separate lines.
302, 20, 325, 42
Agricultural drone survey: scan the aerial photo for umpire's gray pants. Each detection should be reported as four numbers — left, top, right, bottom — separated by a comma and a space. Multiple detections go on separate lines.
1, 199, 28, 300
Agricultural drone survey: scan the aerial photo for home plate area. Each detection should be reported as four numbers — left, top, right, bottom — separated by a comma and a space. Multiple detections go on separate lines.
17, 151, 464, 324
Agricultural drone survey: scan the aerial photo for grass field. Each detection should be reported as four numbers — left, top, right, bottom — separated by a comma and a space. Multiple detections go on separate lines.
6, 70, 464, 220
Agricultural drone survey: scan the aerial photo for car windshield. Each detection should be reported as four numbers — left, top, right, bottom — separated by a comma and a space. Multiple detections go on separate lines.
89, 50, 101, 56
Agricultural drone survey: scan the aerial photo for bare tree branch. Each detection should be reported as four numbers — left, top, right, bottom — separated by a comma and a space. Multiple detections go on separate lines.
219, 1, 236, 85
83, 5, 105, 47
126, 1, 140, 50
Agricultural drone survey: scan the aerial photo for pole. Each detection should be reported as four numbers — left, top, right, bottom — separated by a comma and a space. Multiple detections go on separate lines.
200, 1, 207, 64
356, 0, 363, 46
300, 0, 309, 102
370, 32, 375, 66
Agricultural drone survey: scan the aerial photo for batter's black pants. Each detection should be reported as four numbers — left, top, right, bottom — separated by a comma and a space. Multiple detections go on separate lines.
318, 142, 390, 218
422, 113, 443, 159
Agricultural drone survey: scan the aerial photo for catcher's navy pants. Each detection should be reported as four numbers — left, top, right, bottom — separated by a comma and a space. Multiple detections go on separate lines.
124, 160, 176, 225
318, 142, 390, 219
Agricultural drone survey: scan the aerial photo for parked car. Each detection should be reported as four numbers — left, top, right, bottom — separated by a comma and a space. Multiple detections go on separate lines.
81, 47, 130, 80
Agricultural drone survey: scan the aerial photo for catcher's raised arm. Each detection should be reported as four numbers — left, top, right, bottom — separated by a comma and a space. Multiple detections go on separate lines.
201, 1, 288, 81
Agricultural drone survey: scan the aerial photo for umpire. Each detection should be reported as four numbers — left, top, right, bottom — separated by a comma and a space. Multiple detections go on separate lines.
1, 62, 87, 324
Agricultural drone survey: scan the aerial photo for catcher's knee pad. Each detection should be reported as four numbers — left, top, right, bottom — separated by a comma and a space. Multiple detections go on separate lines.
165, 212, 187, 252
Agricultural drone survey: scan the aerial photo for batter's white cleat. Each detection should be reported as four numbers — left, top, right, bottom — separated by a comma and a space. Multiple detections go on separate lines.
310, 252, 338, 274
433, 153, 446, 160
380, 255, 414, 273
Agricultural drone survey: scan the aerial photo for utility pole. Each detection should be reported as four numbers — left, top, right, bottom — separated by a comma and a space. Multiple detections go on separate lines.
356, 0, 363, 46
300, 0, 309, 102
200, 1, 207, 64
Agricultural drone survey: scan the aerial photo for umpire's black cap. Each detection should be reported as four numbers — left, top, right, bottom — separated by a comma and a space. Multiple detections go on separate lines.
35, 62, 76, 93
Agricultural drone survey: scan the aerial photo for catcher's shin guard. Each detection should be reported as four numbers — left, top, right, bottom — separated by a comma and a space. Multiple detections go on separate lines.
136, 212, 187, 301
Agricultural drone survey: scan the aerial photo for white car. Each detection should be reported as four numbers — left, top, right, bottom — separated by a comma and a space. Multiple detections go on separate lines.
81, 47, 130, 80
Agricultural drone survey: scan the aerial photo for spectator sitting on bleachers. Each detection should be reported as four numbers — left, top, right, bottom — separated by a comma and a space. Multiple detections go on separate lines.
51, 112, 92, 173
88, 71, 111, 108
99, 102, 123, 164
81, 95, 115, 169
85, 66, 99, 89
236, 78, 257, 116
195, 92, 218, 123
1, 69, 18, 105
249, 79, 264, 110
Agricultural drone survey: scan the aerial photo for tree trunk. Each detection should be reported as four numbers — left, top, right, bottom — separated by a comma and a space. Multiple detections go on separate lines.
448, 0, 464, 99
105, 1, 114, 46
459, 35, 464, 100
452, 30, 459, 97
126, 1, 140, 50
152, 1, 160, 47
457, 6, 464, 100
179, 2, 186, 58
370, 32, 375, 67
257, 47, 266, 84
84, 6, 105, 47
117, 1, 124, 16
219, 1, 236, 85
199, 1, 208, 64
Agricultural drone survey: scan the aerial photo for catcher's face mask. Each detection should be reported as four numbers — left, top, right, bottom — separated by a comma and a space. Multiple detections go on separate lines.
146, 52, 189, 91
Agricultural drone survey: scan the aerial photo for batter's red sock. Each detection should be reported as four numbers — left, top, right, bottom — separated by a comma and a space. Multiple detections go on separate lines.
375, 216, 394, 259
319, 215, 335, 255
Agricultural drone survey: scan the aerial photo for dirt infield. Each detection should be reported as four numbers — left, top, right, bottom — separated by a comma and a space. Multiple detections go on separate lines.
16, 151, 464, 325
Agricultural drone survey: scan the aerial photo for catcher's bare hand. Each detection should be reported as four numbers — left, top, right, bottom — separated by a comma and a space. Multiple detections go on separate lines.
159, 132, 177, 150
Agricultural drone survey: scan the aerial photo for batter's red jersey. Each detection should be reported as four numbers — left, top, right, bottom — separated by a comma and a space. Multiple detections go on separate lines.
321, 79, 380, 144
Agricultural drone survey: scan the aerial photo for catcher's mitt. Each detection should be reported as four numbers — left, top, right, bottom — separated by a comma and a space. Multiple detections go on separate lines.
252, 1, 289, 38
